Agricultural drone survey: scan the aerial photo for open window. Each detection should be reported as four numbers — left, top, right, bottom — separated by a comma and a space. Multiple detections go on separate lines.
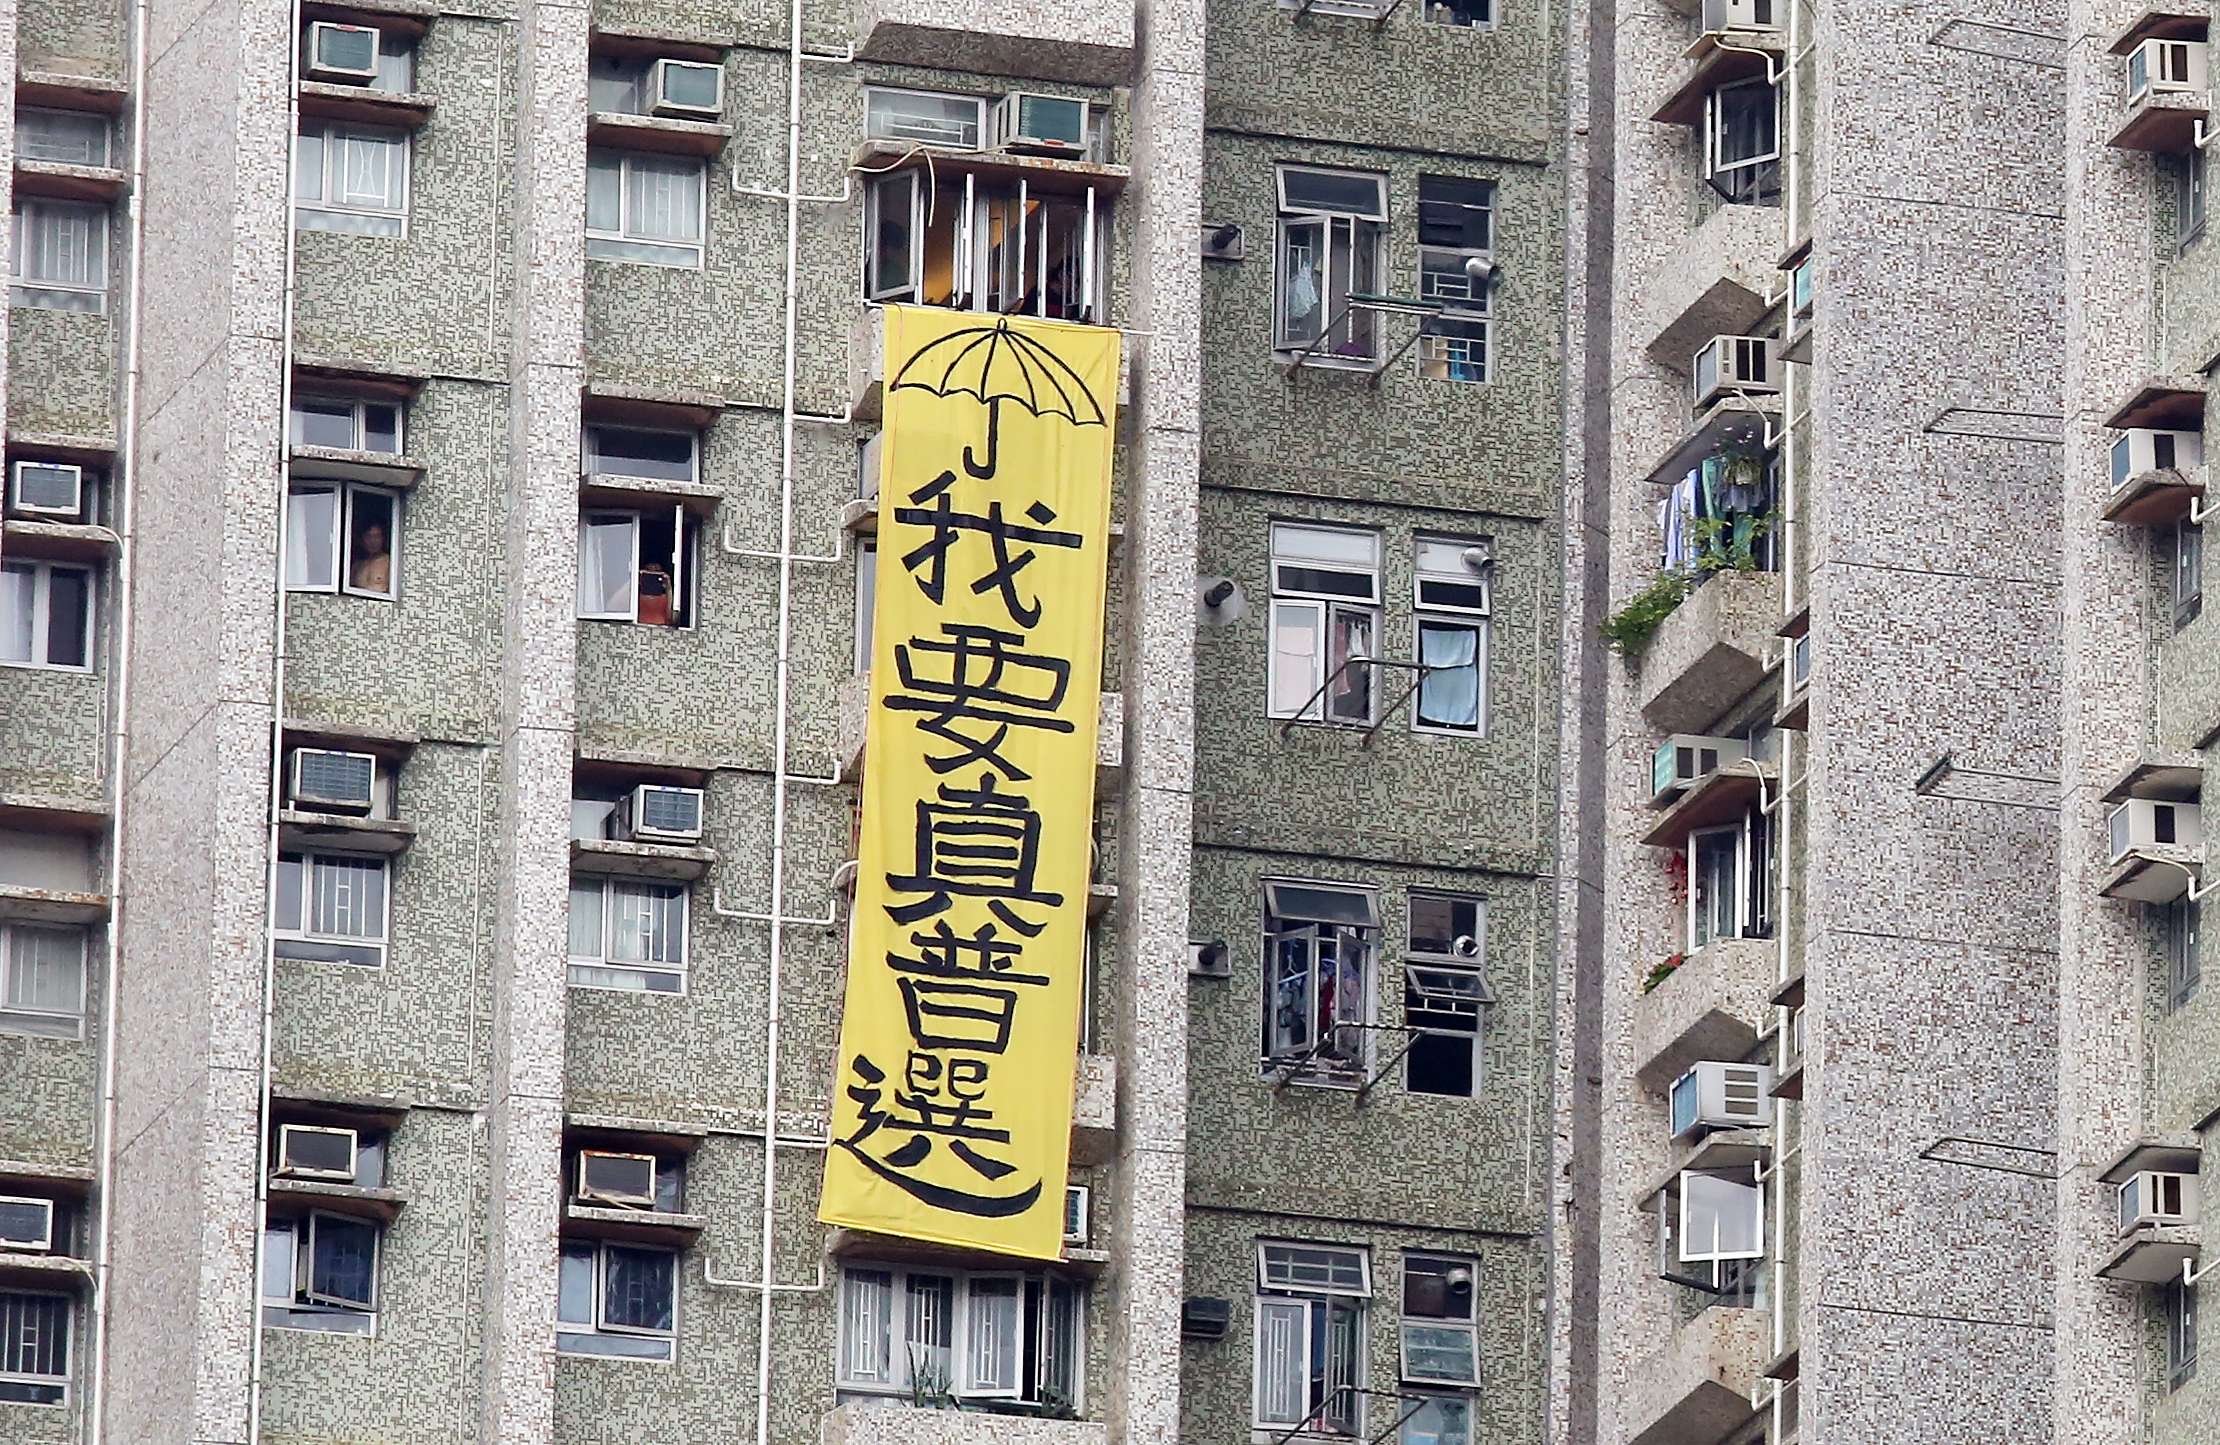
1686, 801, 1773, 950
1274, 165, 1387, 360
835, 1263, 1085, 1408
1268, 522, 1382, 725
1404, 892, 1490, 1098
285, 481, 399, 599
0, 559, 93, 671
1658, 1168, 1763, 1295
1704, 78, 1780, 204
1253, 1241, 1368, 1435
863, 166, 1104, 323
557, 1239, 679, 1360
2177, 517, 2204, 629
2173, 1281, 2201, 1391
2165, 896, 2202, 1012
1415, 177, 1494, 385
576, 507, 700, 627
261, 1211, 379, 1334
1262, 880, 1379, 1082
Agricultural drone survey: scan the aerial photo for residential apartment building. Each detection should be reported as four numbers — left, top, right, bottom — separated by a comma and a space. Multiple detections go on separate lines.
0, 0, 1585, 1441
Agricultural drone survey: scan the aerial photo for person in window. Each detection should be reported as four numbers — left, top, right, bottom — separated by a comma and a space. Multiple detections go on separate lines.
350, 521, 392, 595
638, 562, 674, 626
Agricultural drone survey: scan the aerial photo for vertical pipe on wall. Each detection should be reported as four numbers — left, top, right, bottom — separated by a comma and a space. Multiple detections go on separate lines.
85, 0, 153, 1432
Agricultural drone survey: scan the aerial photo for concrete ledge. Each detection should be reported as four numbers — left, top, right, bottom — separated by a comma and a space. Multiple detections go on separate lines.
853, 1, 1133, 86
2099, 1225, 2200, 1285
825, 1403, 1108, 1445
1632, 937, 1775, 1092
1642, 204, 1781, 369
1625, 1306, 1767, 1445
1638, 571, 1783, 733
1072, 1054, 1115, 1165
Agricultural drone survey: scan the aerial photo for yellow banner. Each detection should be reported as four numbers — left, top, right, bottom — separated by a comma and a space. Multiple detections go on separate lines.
820, 306, 1119, 1260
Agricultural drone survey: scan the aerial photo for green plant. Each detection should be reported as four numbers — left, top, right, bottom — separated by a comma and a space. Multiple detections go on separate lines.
1600, 502, 1784, 656
1600, 568, 1697, 654
1641, 952, 1688, 993
908, 1356, 956, 1410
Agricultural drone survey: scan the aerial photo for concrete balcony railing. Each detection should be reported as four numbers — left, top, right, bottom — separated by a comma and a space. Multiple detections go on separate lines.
825, 1403, 1108, 1445
1624, 1306, 1768, 1445
853, 0, 1134, 87
1631, 936, 1775, 1092
1638, 571, 1784, 734
1640, 199, 1783, 369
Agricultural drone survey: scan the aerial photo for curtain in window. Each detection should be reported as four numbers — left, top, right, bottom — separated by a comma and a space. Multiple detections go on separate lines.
603, 1246, 674, 1331
1278, 218, 1324, 348
586, 156, 624, 233
1271, 601, 1323, 718
0, 564, 35, 663
286, 488, 341, 589
310, 856, 384, 941
577, 516, 636, 617
4, 928, 81, 1014
628, 156, 703, 243
20, 205, 102, 287
610, 881, 681, 965
1325, 607, 1374, 723
567, 878, 606, 959
1416, 621, 1479, 730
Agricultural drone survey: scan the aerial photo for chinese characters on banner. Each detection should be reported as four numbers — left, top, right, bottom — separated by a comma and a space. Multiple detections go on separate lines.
819, 306, 1119, 1260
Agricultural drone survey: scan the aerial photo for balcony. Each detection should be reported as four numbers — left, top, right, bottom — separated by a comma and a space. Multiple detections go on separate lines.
1637, 571, 1784, 734
1641, 203, 1782, 368
1623, 1304, 1767, 1445
824, 1403, 1106, 1445
1633, 937, 1775, 1092
852, 0, 1133, 87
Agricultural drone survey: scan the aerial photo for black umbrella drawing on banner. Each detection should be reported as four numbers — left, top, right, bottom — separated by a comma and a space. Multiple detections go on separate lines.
887, 318, 1110, 479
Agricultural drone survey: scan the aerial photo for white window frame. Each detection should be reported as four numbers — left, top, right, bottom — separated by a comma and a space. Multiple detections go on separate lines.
1268, 522, 1383, 726
260, 1213, 381, 1334
555, 1239, 679, 1360
1252, 1240, 1370, 1435
834, 1262, 1086, 1410
586, 150, 707, 268
864, 167, 1104, 323
1703, 78, 1780, 202
1415, 178, 1495, 387
9, 198, 108, 312
576, 507, 698, 628
1261, 880, 1380, 1082
288, 393, 403, 454
567, 873, 690, 993
0, 1290, 71, 1406
272, 851, 391, 968
17, 109, 111, 167
1686, 803, 1771, 951
1403, 891, 1487, 1098
1397, 1252, 1479, 1388
0, 924, 88, 1039
1410, 536, 1491, 737
293, 122, 410, 235
582, 424, 700, 485
284, 481, 402, 600
1676, 1171, 1765, 1265
1419, 0, 1494, 27
1273, 165, 1388, 362
0, 558, 96, 673
863, 85, 988, 151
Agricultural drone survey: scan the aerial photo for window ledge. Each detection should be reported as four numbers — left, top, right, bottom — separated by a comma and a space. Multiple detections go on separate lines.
1650, 39, 1772, 127
564, 1202, 707, 1244
0, 1252, 92, 1288
302, 0, 438, 37
1774, 681, 1809, 732
14, 159, 126, 204
1, 519, 120, 563
1640, 761, 1776, 850
1641, 393, 1781, 489
278, 810, 417, 857
2109, 92, 2207, 153
1768, 1055, 1804, 1100
0, 882, 109, 926
2099, 847, 2203, 902
589, 111, 732, 158
288, 444, 425, 489
0, 791, 108, 833
0, 1160, 93, 1195
849, 138, 1130, 194
2102, 467, 2204, 526
1777, 315, 1812, 367
297, 80, 435, 130
2098, 1224, 2200, 1285
267, 1176, 407, 1225
18, 70, 128, 113
571, 837, 717, 881
578, 471, 723, 516
1636, 1129, 1771, 1214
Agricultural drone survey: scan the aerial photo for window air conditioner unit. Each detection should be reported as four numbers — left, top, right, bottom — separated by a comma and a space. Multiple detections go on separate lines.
576, 1150, 659, 1209
0, 1196, 55, 1254
288, 748, 378, 815
1700, 0, 1778, 34
1649, 734, 1749, 805
1063, 1184, 1089, 1244
1668, 1061, 1771, 1139
2110, 428, 2204, 490
992, 92, 1089, 156
2119, 1169, 2198, 1234
6, 461, 85, 520
2107, 798, 2203, 863
618, 784, 705, 844
306, 21, 382, 83
1692, 335, 1776, 411
1180, 1295, 1232, 1340
275, 1123, 360, 1182
2129, 38, 2209, 106
649, 58, 723, 118
1187, 939, 1231, 978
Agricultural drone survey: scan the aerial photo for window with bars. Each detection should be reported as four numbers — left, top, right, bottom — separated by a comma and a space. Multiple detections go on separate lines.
294, 123, 409, 235
587, 151, 706, 267
835, 1263, 1085, 1408
1253, 1241, 1369, 1435
567, 875, 688, 992
1416, 177, 1494, 386
0, 924, 87, 1039
10, 199, 107, 312
273, 852, 390, 967
1404, 892, 1488, 1097
863, 168, 1105, 323
0, 1291, 69, 1404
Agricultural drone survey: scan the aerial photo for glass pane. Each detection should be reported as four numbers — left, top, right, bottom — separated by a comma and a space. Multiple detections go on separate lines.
42, 568, 89, 668
1416, 621, 1480, 731
1041, 1279, 1082, 1403
586, 427, 695, 483
346, 490, 397, 597
1266, 882, 1379, 929
1400, 1322, 1478, 1383
557, 1243, 596, 1325
586, 155, 623, 231
1326, 606, 1375, 723
840, 1269, 894, 1383
965, 1277, 1022, 1392
625, 156, 703, 244
276, 855, 304, 932
309, 856, 385, 942
1322, 1301, 1362, 1430
290, 398, 358, 450
1417, 177, 1492, 249
1400, 1396, 1471, 1445
337, 131, 400, 209
865, 88, 981, 148
578, 516, 636, 617
295, 128, 327, 202
1254, 1298, 1309, 1425
587, 56, 644, 114
285, 487, 341, 588
567, 877, 605, 960
905, 1273, 955, 1386
5, 928, 83, 1014
308, 1215, 376, 1307
1260, 1242, 1368, 1293
1271, 601, 1323, 717
0, 565, 31, 663
609, 881, 682, 966
19, 109, 109, 166
1266, 933, 1315, 1060
361, 403, 401, 453
602, 1246, 674, 1331
1280, 166, 1386, 217
1278, 217, 1325, 347
869, 173, 917, 300
1407, 894, 1482, 959
260, 1226, 296, 1302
